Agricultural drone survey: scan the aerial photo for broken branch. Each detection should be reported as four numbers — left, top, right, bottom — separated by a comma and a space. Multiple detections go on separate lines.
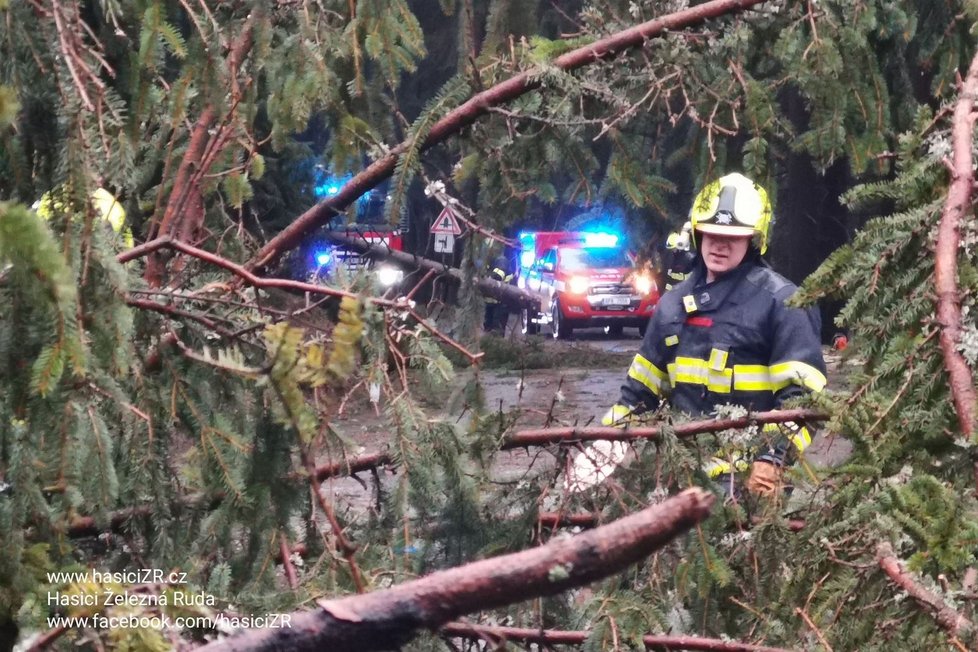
198, 488, 715, 651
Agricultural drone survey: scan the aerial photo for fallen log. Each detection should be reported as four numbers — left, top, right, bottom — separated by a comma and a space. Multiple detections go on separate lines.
198, 488, 715, 652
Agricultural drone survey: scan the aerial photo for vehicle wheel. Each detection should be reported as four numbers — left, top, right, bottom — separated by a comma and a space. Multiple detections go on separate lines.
551, 301, 573, 340
638, 320, 648, 337
604, 324, 623, 337
521, 308, 539, 335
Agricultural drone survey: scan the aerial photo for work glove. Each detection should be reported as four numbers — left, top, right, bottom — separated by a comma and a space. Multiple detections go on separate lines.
745, 460, 785, 497
565, 404, 635, 493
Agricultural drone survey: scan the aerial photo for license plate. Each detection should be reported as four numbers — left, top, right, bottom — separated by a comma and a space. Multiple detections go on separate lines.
603, 296, 631, 306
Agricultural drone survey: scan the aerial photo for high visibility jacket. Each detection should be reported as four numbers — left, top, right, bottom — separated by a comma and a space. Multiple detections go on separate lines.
614, 258, 826, 467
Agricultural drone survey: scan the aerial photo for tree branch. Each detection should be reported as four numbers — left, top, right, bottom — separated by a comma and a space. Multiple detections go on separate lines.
198, 488, 716, 652
877, 542, 974, 640
246, 0, 770, 272
502, 408, 828, 449
935, 49, 978, 443
119, 237, 360, 301
310, 231, 539, 308
439, 622, 793, 652
146, 11, 259, 285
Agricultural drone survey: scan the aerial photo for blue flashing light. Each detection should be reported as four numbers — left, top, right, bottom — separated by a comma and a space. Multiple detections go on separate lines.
583, 232, 619, 248
520, 250, 536, 268
315, 250, 333, 266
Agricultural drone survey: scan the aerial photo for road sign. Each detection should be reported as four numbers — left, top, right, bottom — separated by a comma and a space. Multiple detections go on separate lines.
431, 206, 462, 235
434, 233, 455, 253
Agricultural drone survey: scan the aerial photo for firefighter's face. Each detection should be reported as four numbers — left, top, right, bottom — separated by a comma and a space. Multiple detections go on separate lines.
699, 231, 751, 281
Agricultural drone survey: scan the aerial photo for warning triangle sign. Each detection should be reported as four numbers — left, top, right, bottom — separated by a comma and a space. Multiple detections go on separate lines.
431, 206, 462, 235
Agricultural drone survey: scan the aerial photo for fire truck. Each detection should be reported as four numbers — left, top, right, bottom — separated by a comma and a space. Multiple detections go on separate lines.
517, 231, 659, 339
305, 169, 406, 289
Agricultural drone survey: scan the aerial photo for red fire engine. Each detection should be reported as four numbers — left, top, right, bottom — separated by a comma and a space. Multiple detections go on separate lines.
517, 231, 659, 339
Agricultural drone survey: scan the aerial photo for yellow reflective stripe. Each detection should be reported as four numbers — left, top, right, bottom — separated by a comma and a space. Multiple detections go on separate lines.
627, 354, 668, 396
791, 426, 813, 452
705, 453, 749, 478
762, 422, 813, 453
708, 348, 728, 371
667, 357, 732, 393
732, 364, 774, 391
683, 295, 697, 313
769, 361, 827, 392
664, 335, 679, 347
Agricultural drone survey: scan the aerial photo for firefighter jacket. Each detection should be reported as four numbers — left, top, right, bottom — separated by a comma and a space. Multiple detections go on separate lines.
615, 257, 826, 468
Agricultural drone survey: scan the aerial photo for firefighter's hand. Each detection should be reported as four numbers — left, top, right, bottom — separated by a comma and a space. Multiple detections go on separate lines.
565, 405, 635, 493
745, 461, 785, 497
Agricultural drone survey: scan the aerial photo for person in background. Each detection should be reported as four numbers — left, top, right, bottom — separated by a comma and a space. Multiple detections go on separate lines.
663, 221, 696, 292
484, 247, 516, 333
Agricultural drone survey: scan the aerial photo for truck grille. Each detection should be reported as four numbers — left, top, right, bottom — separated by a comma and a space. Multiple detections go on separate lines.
589, 283, 632, 295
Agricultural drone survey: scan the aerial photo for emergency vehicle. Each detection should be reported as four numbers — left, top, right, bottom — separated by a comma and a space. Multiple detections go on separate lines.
306, 168, 405, 289
517, 231, 659, 339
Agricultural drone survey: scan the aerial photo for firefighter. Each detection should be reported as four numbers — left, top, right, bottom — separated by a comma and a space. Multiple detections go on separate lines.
572, 173, 826, 498
484, 248, 515, 333
663, 221, 696, 291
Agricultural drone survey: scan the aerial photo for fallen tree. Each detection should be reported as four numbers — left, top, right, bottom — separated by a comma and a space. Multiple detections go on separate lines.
198, 488, 715, 652
246, 0, 770, 273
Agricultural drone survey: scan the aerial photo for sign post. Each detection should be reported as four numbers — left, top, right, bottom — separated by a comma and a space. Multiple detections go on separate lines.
430, 206, 463, 254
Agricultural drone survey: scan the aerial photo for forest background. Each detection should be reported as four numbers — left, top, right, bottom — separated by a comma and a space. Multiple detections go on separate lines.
2, 0, 978, 650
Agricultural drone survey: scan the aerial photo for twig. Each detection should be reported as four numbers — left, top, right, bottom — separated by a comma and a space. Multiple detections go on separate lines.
280, 533, 299, 591
794, 607, 833, 651
877, 542, 974, 639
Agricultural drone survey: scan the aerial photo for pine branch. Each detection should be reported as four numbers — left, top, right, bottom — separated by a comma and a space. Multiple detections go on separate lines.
877, 542, 974, 641
439, 622, 793, 652
935, 50, 978, 445
146, 10, 259, 286
502, 408, 827, 449
198, 488, 716, 652
119, 237, 361, 301
246, 0, 772, 272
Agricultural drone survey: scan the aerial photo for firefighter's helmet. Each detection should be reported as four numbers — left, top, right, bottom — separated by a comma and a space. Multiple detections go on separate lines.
689, 173, 772, 254
35, 187, 133, 248
665, 221, 691, 251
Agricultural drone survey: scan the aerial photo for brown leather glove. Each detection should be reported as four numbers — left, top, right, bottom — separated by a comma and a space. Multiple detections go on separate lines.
746, 461, 785, 497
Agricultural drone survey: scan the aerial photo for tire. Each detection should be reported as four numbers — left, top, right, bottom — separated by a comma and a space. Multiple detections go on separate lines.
521, 308, 539, 335
604, 324, 623, 337
551, 301, 573, 340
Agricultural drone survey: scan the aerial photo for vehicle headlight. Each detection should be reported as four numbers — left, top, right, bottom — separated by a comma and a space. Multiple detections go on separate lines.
376, 265, 403, 287
568, 276, 589, 295
634, 273, 656, 295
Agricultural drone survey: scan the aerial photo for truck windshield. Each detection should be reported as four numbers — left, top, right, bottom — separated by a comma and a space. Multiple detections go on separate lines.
560, 247, 631, 270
